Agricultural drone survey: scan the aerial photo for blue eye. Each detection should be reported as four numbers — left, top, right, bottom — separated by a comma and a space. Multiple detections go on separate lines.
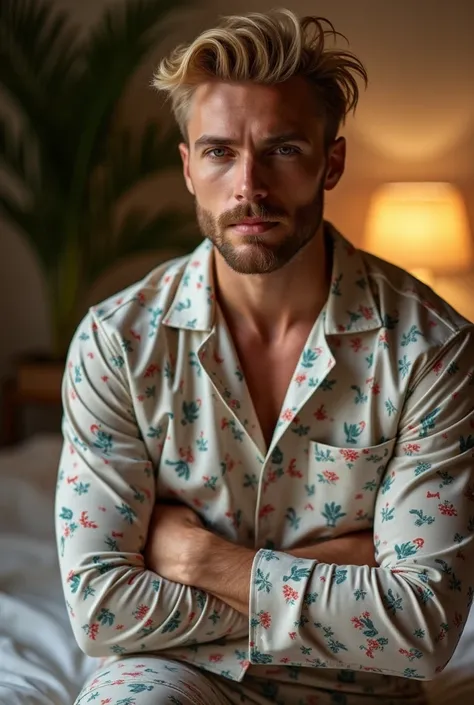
275, 145, 299, 156
206, 148, 228, 159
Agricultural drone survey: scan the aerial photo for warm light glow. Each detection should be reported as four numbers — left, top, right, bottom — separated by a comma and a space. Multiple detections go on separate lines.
364, 183, 473, 276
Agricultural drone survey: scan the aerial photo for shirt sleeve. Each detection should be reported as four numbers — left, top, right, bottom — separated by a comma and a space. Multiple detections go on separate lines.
248, 326, 474, 680
55, 311, 248, 658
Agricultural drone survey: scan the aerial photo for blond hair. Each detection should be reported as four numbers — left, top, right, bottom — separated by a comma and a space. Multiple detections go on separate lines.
152, 8, 367, 145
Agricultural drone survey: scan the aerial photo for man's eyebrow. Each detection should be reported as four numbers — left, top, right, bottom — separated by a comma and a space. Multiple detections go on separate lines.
194, 132, 310, 150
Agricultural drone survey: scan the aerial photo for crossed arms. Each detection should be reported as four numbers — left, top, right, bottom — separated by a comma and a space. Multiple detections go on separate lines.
56, 312, 474, 678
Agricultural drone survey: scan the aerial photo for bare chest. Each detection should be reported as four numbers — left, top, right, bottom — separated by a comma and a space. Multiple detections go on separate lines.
235, 335, 309, 449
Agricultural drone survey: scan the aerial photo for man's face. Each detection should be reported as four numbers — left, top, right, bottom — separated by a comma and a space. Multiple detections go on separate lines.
179, 76, 345, 275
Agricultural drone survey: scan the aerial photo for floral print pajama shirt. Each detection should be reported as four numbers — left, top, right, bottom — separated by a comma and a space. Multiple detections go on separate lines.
55, 223, 474, 704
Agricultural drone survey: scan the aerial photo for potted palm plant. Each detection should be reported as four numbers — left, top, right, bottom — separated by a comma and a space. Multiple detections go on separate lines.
0, 0, 197, 399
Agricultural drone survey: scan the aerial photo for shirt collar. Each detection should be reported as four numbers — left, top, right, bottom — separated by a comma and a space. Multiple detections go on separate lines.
163, 222, 382, 334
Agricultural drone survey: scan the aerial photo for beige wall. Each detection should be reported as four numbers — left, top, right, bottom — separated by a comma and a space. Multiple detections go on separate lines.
1, 0, 473, 387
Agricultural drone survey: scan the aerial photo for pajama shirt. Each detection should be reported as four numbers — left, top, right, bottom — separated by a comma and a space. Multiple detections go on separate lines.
55, 222, 474, 704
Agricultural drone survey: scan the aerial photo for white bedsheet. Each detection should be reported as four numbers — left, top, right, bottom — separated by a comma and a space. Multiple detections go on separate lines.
0, 433, 472, 704
0, 434, 97, 704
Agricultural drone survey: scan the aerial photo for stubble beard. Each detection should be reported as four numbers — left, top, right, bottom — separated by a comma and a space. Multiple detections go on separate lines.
195, 181, 325, 275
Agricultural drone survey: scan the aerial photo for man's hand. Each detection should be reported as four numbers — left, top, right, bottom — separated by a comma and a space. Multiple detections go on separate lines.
144, 502, 207, 584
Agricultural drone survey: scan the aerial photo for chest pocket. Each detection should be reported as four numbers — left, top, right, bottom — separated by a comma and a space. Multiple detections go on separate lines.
307, 438, 396, 535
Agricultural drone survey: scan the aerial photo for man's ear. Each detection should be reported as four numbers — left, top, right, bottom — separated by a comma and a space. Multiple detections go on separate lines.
179, 142, 195, 196
324, 136, 346, 191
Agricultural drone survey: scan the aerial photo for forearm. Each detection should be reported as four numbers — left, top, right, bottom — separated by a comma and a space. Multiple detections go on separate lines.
192, 530, 376, 615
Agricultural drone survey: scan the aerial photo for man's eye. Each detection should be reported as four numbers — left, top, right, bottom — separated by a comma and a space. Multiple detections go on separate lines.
274, 145, 300, 156
206, 148, 228, 159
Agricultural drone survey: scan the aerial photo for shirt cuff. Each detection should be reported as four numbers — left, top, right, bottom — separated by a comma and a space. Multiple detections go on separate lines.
248, 548, 318, 665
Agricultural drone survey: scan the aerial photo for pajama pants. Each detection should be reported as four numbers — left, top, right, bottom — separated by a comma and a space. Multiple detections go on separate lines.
75, 656, 427, 705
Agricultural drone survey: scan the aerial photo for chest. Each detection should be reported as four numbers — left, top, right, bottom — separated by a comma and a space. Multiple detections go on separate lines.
234, 335, 308, 448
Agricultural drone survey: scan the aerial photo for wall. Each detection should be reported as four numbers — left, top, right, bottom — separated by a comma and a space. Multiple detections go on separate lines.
1, 0, 473, 393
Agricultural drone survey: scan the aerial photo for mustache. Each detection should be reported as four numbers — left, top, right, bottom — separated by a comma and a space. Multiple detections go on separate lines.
217, 203, 289, 228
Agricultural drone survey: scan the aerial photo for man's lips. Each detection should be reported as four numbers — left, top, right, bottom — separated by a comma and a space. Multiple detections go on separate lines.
229, 218, 279, 234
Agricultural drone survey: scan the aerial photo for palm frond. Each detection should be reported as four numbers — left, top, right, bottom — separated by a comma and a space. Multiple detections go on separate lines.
0, 115, 39, 191
65, 0, 189, 255
86, 206, 197, 286
100, 122, 183, 205
0, 0, 81, 174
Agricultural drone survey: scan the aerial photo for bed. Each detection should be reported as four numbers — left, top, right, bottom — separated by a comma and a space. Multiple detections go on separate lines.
0, 433, 472, 704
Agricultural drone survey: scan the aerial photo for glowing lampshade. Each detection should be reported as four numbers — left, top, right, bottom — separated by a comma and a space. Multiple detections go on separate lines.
364, 182, 472, 286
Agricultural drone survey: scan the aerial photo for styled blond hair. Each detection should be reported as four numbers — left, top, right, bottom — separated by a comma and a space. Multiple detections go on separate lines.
152, 8, 367, 145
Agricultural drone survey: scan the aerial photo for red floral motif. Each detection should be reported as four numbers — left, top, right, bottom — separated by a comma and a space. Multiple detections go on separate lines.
314, 404, 328, 421
258, 611, 272, 629
438, 500, 457, 516
340, 448, 359, 463
287, 459, 303, 478
209, 654, 223, 663
134, 604, 149, 621
282, 585, 299, 604
179, 446, 194, 463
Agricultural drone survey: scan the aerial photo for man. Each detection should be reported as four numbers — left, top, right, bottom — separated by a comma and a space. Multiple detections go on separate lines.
55, 9, 474, 705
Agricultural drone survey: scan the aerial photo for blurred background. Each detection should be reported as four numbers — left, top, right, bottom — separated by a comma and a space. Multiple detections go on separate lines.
1, 0, 473, 442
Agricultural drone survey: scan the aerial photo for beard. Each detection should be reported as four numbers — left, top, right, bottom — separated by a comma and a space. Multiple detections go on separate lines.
195, 177, 326, 275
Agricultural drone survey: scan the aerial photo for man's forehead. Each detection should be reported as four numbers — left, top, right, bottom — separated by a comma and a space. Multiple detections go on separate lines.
188, 79, 322, 141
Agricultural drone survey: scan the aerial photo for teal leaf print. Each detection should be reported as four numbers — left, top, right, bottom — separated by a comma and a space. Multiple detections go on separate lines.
69, 574, 80, 593
414, 461, 432, 477
383, 588, 403, 615
313, 447, 335, 463
181, 400, 201, 425
343, 422, 365, 444
60, 507, 73, 521
283, 564, 311, 582
260, 549, 280, 562
146, 425, 163, 439
382, 312, 399, 329
398, 355, 412, 378
285, 507, 301, 530
92, 429, 113, 455
401, 325, 423, 346
385, 399, 397, 416
351, 385, 368, 404
419, 407, 441, 438
189, 352, 202, 377
333, 568, 348, 584
322, 502, 347, 528
74, 481, 90, 495
128, 684, 154, 693
161, 610, 181, 633
320, 378, 337, 391
115, 503, 137, 524
97, 607, 115, 626
255, 569, 272, 593
366, 353, 374, 369
243, 473, 258, 489
271, 446, 284, 465
395, 541, 418, 560
301, 348, 320, 368
460, 435, 474, 453
250, 648, 273, 664
305, 483, 315, 496
354, 589, 367, 600
381, 504, 395, 522
303, 591, 318, 607
165, 458, 191, 481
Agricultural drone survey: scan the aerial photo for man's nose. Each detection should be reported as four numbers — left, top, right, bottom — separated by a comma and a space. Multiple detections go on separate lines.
233, 158, 269, 202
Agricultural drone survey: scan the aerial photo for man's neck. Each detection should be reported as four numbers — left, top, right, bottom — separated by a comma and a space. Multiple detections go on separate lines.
213, 224, 331, 344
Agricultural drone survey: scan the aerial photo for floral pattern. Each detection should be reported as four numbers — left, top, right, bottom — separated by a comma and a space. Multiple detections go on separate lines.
56, 223, 474, 704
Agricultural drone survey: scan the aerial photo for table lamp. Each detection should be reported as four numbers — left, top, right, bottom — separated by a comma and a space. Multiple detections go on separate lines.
363, 182, 473, 288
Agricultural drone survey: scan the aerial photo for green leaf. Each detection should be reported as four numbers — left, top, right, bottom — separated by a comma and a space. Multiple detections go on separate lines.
0, 0, 80, 165
0, 115, 38, 189
99, 122, 183, 206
